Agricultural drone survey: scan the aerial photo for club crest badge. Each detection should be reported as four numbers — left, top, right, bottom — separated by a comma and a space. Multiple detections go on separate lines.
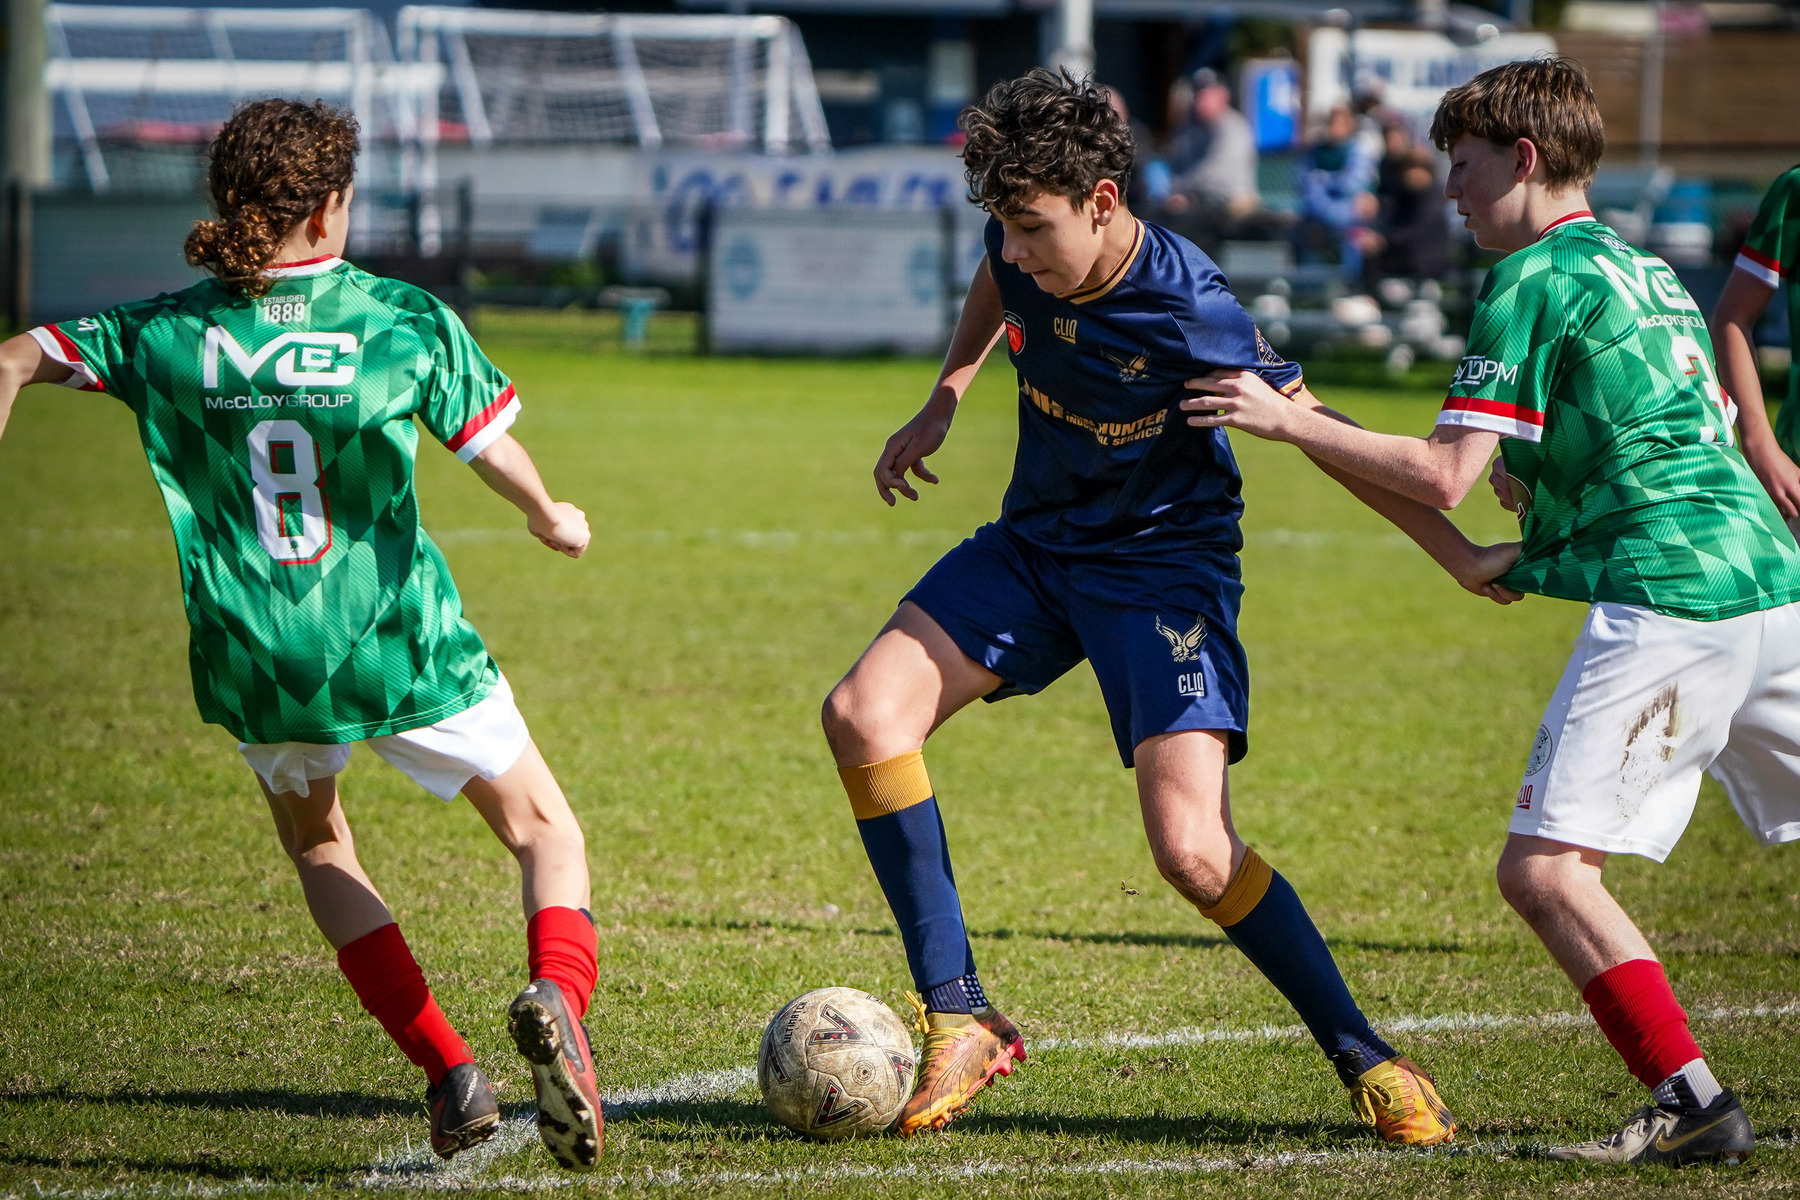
1003, 311, 1025, 354
1525, 725, 1552, 776
1155, 615, 1207, 663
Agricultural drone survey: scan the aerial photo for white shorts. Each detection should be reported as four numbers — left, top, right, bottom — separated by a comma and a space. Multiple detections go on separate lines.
1511, 601, 1800, 861
239, 674, 531, 802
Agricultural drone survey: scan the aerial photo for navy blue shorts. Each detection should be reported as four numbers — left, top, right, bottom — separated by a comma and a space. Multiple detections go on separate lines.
905, 522, 1250, 767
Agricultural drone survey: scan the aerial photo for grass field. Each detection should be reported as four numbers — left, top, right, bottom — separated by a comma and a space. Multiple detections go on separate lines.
1, 311, 1795, 1198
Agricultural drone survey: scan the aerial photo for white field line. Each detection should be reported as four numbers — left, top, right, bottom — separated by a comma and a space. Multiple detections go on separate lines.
26, 1135, 1798, 1198
1035, 1000, 1800, 1052
10, 1005, 1796, 1197
348, 1000, 1800, 1187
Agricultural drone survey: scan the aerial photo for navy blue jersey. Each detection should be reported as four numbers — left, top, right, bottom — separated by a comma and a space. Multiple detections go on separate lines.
985, 216, 1303, 553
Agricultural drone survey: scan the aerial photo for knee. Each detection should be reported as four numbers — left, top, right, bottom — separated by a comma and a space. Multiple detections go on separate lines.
821, 680, 880, 759
1152, 843, 1233, 910
281, 812, 349, 868
1495, 851, 1565, 923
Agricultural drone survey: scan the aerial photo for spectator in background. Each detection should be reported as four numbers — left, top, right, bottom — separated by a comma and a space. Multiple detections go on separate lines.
1101, 85, 1154, 211
1361, 117, 1451, 287
1295, 103, 1377, 282
1163, 68, 1260, 226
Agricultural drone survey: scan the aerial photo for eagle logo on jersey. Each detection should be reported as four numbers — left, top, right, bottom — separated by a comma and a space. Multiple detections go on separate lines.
1003, 312, 1025, 354
1103, 349, 1150, 382
1155, 615, 1207, 663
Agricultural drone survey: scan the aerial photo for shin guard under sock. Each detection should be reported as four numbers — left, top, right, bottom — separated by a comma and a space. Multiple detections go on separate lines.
840, 750, 976, 998
1583, 959, 1706, 1091
1200, 849, 1397, 1083
336, 922, 473, 1088
527, 905, 599, 1019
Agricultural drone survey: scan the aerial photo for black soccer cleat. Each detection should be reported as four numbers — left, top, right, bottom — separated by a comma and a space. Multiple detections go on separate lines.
508, 978, 604, 1170
1549, 1088, 1754, 1166
425, 1062, 501, 1161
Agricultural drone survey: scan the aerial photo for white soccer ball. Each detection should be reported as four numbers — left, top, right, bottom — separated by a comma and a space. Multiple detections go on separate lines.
757, 987, 916, 1140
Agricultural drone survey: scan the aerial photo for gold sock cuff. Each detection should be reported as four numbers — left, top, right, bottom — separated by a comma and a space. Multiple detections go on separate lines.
839, 750, 934, 820
1200, 847, 1273, 927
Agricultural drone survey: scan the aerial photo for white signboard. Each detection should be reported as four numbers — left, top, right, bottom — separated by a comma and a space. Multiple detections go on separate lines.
1307, 28, 1558, 135
708, 208, 950, 355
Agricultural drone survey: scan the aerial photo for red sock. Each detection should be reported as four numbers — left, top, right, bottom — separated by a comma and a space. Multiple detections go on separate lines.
527, 906, 598, 1019
336, 923, 473, 1089
1582, 958, 1705, 1089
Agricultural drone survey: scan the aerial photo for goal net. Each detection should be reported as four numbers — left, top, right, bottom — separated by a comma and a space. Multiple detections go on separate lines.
43, 4, 401, 193
395, 8, 831, 155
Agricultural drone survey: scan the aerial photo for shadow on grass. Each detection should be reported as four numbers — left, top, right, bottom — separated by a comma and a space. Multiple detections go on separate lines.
0, 1149, 343, 1182
0, 1084, 419, 1119
664, 917, 1467, 956
969, 928, 1470, 956
612, 1096, 1370, 1152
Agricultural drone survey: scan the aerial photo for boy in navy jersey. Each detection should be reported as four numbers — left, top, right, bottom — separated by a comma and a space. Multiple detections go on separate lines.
822, 70, 1516, 1140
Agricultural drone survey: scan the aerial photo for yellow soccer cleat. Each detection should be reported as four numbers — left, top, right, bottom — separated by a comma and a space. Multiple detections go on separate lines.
1349, 1056, 1457, 1146
892, 993, 1027, 1136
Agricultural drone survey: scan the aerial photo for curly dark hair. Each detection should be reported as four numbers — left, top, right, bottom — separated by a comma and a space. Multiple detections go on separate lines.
959, 68, 1134, 219
1429, 56, 1604, 192
184, 98, 360, 297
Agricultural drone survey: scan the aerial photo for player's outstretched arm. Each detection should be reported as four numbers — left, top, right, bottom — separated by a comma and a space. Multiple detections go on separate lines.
1289, 391, 1522, 604
874, 260, 1004, 505
1710, 270, 1800, 518
1182, 369, 1497, 509
469, 432, 590, 559
0, 333, 76, 443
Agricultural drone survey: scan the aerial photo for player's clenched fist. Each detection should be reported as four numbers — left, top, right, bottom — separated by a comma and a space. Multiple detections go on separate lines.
530, 502, 590, 558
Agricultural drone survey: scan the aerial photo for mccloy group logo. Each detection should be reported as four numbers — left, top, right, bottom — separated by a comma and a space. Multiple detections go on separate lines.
204, 327, 357, 389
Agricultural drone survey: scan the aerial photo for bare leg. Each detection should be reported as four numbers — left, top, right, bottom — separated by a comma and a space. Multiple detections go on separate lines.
258, 772, 393, 950
1495, 833, 1657, 989
821, 600, 1001, 765
1133, 729, 1243, 908
462, 740, 591, 918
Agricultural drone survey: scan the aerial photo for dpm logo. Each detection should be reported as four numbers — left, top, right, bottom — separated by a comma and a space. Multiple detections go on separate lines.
203, 327, 357, 389
1451, 355, 1518, 388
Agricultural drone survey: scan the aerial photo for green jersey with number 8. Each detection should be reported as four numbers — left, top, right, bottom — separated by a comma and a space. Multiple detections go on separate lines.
1435, 212, 1800, 620
30, 255, 519, 743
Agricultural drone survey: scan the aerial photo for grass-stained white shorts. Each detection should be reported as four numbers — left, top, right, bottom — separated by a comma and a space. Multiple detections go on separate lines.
1511, 601, 1800, 861
238, 674, 530, 801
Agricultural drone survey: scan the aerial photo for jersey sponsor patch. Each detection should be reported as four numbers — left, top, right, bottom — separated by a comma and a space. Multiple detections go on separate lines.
1003, 311, 1025, 354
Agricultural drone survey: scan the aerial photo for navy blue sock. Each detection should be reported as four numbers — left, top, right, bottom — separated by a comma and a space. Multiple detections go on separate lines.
854, 797, 975, 999
1207, 849, 1396, 1084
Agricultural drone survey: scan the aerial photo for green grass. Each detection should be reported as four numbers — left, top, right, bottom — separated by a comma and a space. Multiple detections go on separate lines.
1, 319, 1795, 1199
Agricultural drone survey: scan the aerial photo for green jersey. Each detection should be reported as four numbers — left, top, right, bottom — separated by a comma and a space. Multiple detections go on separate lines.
1437, 212, 1800, 621
32, 255, 517, 744
1734, 165, 1800, 459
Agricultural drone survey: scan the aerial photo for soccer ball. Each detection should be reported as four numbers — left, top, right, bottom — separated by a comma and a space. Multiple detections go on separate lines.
757, 987, 916, 1140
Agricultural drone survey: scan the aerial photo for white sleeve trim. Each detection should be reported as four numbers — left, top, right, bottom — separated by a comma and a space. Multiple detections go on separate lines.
27, 326, 103, 390
1733, 251, 1782, 290
454, 395, 520, 463
1436, 407, 1543, 443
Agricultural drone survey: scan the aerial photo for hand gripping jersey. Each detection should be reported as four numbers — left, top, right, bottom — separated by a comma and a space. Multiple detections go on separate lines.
30, 256, 519, 744
984, 217, 1303, 553
1732, 165, 1800, 460
1437, 213, 1800, 620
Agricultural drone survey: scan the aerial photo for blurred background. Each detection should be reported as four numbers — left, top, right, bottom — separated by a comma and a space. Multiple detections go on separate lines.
0, 0, 1793, 369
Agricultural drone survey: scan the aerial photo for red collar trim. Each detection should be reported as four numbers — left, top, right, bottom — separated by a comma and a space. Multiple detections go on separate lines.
1536, 211, 1596, 241
264, 255, 345, 277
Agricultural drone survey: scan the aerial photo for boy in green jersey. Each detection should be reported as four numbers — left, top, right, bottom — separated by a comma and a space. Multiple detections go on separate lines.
1709, 165, 1800, 522
1186, 58, 1795, 1165
0, 101, 604, 1171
